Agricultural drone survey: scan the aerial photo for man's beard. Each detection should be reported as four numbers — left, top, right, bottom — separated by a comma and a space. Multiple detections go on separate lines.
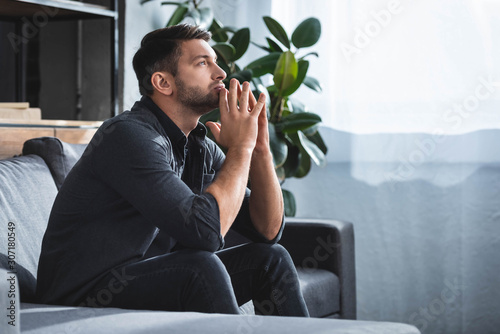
175, 77, 219, 115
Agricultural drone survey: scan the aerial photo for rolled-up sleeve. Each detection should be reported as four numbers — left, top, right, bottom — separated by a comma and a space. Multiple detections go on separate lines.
91, 120, 224, 252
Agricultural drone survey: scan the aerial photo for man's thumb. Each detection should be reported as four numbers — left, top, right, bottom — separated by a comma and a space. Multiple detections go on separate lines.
206, 122, 221, 142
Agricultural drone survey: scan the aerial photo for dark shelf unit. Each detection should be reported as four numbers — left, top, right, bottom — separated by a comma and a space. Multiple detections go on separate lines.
0, 0, 119, 116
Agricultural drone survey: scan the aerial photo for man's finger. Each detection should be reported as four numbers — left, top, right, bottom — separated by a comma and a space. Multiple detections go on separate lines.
206, 122, 221, 142
228, 79, 239, 112
250, 93, 266, 117
240, 82, 250, 113
219, 88, 229, 117
237, 80, 242, 104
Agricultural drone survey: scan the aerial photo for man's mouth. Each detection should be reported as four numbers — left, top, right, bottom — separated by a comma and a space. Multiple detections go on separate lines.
213, 83, 225, 92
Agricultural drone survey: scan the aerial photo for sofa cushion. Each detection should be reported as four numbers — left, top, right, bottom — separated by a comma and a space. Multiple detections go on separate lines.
297, 267, 340, 317
236, 268, 340, 317
22, 137, 87, 190
0, 155, 58, 302
19, 303, 421, 334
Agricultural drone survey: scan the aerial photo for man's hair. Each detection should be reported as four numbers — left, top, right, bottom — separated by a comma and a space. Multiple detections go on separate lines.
132, 24, 211, 96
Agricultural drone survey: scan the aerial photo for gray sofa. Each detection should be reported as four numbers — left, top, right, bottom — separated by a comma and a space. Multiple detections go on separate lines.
0, 136, 420, 333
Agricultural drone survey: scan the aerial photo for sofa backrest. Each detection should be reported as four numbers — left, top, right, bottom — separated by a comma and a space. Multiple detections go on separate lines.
22, 137, 87, 190
0, 155, 58, 302
0, 137, 87, 302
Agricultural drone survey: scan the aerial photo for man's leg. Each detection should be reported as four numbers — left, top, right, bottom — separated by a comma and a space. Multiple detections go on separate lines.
216, 243, 310, 317
80, 249, 240, 314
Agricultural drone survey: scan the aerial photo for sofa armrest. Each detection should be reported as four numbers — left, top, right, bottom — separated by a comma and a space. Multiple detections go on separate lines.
279, 218, 356, 320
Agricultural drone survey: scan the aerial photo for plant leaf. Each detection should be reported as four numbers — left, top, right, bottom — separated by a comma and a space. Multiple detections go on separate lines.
299, 52, 319, 60
263, 16, 290, 49
283, 144, 300, 178
288, 133, 312, 178
291, 17, 321, 48
273, 51, 298, 94
251, 41, 272, 53
304, 130, 328, 155
275, 112, 321, 133
200, 108, 220, 124
269, 123, 288, 167
166, 4, 189, 26
282, 59, 309, 97
282, 189, 296, 217
160, 1, 189, 5
212, 43, 236, 63
298, 131, 326, 167
267, 38, 283, 52
210, 18, 228, 42
245, 52, 281, 77
229, 28, 250, 61
227, 69, 253, 83
303, 76, 322, 92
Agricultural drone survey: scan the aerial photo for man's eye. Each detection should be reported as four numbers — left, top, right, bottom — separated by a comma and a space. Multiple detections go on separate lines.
199, 61, 206, 65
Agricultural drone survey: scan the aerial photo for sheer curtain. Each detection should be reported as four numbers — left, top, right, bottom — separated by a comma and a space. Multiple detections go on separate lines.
264, 1, 500, 334
271, 0, 500, 134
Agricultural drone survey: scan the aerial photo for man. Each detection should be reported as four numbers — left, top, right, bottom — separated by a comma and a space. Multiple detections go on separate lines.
36, 24, 309, 317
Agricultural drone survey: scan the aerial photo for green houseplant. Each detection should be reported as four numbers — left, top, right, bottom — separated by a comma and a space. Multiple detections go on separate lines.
141, 0, 327, 216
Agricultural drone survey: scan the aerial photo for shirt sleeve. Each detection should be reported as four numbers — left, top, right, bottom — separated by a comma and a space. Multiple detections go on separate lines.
91, 120, 224, 252
209, 141, 285, 244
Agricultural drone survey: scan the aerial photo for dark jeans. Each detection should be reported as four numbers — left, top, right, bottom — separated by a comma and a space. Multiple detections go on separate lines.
80, 243, 310, 317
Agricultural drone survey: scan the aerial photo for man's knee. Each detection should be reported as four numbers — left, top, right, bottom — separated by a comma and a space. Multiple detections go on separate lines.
250, 243, 295, 267
181, 249, 230, 280
258, 243, 291, 256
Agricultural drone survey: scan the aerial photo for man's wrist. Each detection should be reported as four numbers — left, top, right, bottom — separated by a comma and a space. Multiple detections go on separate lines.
252, 145, 272, 159
227, 146, 254, 160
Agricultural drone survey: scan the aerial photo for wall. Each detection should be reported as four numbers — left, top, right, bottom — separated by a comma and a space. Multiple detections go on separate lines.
285, 127, 500, 334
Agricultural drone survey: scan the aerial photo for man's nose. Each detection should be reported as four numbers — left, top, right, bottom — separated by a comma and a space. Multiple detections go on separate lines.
214, 64, 227, 81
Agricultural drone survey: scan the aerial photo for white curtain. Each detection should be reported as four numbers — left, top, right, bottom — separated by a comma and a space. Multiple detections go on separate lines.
270, 0, 500, 134
264, 1, 500, 334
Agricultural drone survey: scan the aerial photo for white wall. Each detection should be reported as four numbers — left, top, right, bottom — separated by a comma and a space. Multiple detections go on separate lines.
285, 127, 500, 334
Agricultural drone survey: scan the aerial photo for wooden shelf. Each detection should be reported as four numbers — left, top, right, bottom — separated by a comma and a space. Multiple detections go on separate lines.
0, 119, 102, 128
0, 119, 102, 158
0, 0, 117, 21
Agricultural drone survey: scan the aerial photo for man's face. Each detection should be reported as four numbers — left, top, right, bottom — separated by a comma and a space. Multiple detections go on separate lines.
174, 39, 227, 115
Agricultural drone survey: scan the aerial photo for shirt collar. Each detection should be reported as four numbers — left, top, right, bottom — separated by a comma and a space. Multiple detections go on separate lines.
139, 95, 208, 145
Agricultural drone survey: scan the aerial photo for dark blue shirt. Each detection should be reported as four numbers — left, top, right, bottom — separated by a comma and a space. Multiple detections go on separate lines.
36, 96, 284, 305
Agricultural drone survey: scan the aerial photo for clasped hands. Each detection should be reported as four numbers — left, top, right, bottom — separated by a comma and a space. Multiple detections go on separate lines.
206, 79, 269, 155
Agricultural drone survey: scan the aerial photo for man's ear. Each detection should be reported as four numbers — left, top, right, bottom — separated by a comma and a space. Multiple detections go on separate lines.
151, 71, 174, 96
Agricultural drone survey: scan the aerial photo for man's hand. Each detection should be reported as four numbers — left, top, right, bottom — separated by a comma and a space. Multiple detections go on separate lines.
206, 79, 266, 152
205, 79, 267, 237
248, 87, 271, 157
246, 91, 284, 241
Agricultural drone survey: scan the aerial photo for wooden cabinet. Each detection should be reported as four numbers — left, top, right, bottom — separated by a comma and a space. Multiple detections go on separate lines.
0, 0, 119, 118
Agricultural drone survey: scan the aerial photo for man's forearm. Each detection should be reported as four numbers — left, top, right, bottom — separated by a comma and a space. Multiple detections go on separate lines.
205, 147, 253, 237
248, 150, 284, 240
